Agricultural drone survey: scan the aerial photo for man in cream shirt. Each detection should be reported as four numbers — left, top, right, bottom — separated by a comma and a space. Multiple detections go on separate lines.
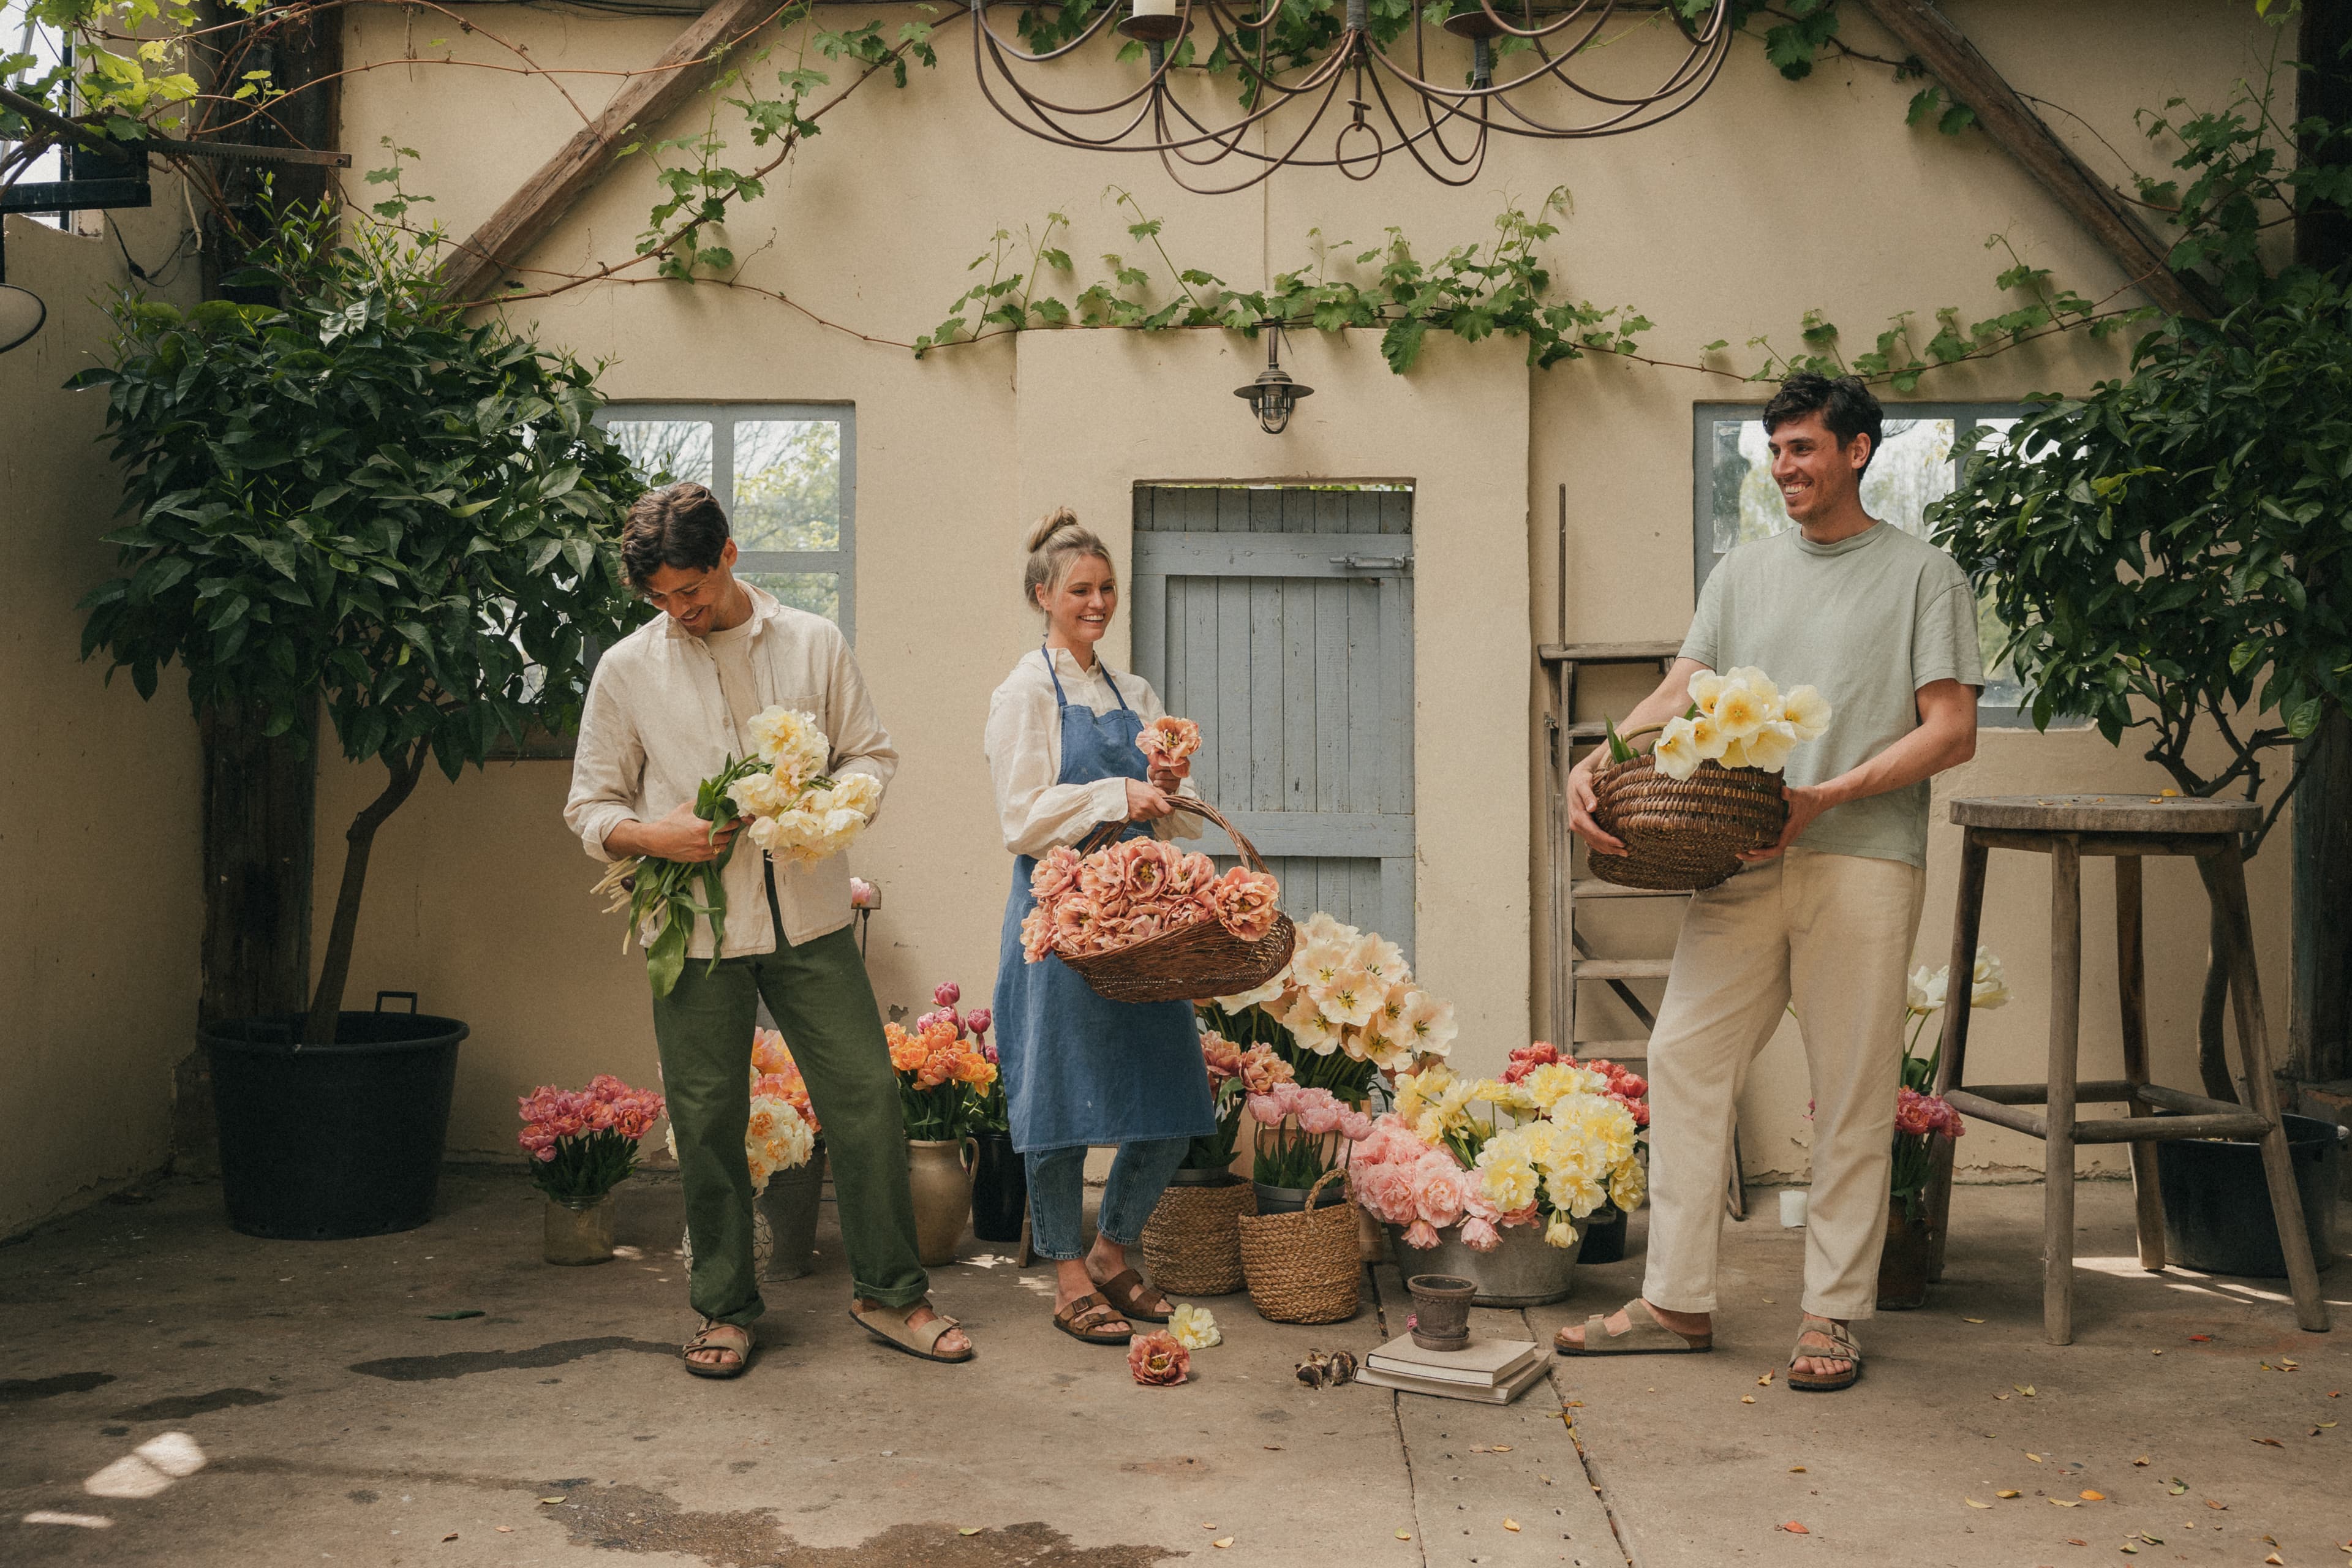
566, 481, 971, 1378
1562, 374, 1980, 1391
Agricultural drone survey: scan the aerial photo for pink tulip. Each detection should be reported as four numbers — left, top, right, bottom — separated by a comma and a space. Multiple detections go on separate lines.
1460, 1217, 1501, 1252
1338, 1110, 1374, 1142
965, 1008, 992, 1038
1403, 1220, 1441, 1250
934, 981, 961, 1008
1245, 1093, 1284, 1126
1297, 1098, 1343, 1136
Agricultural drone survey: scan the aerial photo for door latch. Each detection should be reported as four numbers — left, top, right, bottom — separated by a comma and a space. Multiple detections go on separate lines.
1330, 552, 1412, 571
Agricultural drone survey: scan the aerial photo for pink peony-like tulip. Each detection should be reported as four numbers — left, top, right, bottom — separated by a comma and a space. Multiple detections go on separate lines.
1460, 1216, 1501, 1252
1410, 1156, 1469, 1229
1030, 846, 1083, 904
935, 981, 961, 1008
1128, 1330, 1191, 1386
1403, 1219, 1442, 1250
1337, 1110, 1374, 1142
964, 1008, 992, 1038
1351, 1162, 1417, 1226
1245, 1092, 1285, 1126
1295, 1091, 1344, 1136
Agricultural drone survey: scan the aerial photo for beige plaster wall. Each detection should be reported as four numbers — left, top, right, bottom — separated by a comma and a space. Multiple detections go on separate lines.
326, 0, 2294, 1180
1, 195, 205, 1235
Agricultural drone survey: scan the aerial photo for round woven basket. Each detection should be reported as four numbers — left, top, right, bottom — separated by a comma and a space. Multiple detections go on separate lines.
1586, 754, 1789, 892
1062, 799, 1297, 1005
1236, 1169, 1361, 1324
1139, 1179, 1256, 1295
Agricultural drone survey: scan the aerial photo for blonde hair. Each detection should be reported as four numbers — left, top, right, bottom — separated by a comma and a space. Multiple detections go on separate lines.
1022, 507, 1112, 612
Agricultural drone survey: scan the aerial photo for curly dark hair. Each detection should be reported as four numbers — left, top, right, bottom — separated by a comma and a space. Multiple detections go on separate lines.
620, 482, 732, 587
1762, 372, 1883, 472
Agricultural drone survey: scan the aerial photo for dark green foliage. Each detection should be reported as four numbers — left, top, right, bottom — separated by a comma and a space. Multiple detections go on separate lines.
71, 203, 648, 782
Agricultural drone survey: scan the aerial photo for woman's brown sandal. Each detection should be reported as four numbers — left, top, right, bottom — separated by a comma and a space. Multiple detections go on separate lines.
1093, 1267, 1172, 1324
682, 1317, 752, 1379
1787, 1318, 1862, 1392
1053, 1292, 1133, 1345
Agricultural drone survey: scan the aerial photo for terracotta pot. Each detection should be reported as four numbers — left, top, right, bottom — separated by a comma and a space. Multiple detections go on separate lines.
1877, 1198, 1932, 1310
543, 1192, 614, 1266
1405, 1273, 1477, 1351
908, 1138, 975, 1267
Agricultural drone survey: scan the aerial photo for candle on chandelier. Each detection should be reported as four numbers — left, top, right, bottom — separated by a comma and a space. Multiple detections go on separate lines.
1133, 0, 1177, 15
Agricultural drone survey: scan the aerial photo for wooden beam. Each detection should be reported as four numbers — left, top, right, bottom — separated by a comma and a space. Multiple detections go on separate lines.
439, 0, 784, 304
1849, 0, 2218, 322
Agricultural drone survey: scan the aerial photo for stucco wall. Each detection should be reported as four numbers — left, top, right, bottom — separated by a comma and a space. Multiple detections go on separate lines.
1, 194, 205, 1235
322, 0, 2294, 1182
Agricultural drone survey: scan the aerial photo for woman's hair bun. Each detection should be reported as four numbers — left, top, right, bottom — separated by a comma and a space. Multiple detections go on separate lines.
1025, 505, 1081, 554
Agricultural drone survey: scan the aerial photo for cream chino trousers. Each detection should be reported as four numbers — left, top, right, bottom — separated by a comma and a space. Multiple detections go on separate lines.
1640, 846, 1926, 1322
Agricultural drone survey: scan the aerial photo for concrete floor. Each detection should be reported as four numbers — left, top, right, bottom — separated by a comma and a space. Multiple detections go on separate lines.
2, 1172, 2346, 1568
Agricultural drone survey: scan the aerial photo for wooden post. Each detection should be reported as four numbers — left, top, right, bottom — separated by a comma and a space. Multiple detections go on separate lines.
1849, 0, 2217, 321
439, 0, 788, 304
2043, 835, 2082, 1345
2113, 855, 2166, 1272
2211, 841, 2332, 1333
2290, 710, 2352, 1084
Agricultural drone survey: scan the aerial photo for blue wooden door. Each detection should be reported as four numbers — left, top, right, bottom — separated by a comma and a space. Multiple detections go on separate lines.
1131, 486, 1415, 959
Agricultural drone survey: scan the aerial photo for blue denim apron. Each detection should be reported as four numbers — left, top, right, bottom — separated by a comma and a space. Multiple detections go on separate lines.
992, 649, 1216, 1155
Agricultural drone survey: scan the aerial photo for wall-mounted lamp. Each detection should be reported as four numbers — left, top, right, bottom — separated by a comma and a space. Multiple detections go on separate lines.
1235, 317, 1312, 435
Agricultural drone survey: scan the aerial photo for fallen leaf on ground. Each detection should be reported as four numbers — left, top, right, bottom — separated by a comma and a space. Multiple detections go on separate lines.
1962, 1317, 1985, 1324
2168, 1481, 2188, 1495
1779, 1522, 1809, 1534
2016, 1384, 2037, 1396
1997, 1490, 2021, 1498
2318, 1422, 2339, 1429
2253, 1437, 2286, 1448
960, 1528, 982, 1537
1966, 1498, 1993, 1509
1212, 1539, 1233, 1550
1395, 1529, 1413, 1540
2067, 1537, 2088, 1547
2079, 1490, 2105, 1501
2189, 1334, 2212, 1342
2266, 1555, 2284, 1566
426, 1310, 484, 1321
1504, 1519, 1521, 1532
495, 1527, 511, 1534
2206, 1500, 2229, 1510
2132, 1457, 2150, 1466
2120, 1547, 2137, 1556
441, 1534, 458, 1544
1759, 1372, 1774, 1385
1790, 1466, 1806, 1474
538, 1498, 565, 1506
2152, 1349, 2165, 1355
2049, 1499, 2080, 1508
1492, 1445, 1512, 1452
2027, 1453, 2045, 1463
2137, 1536, 2163, 1546
1742, 1395, 1757, 1404
1995, 1392, 2011, 1400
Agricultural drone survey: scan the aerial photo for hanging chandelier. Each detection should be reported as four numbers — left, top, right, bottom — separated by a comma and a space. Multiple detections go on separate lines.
970, 0, 1733, 192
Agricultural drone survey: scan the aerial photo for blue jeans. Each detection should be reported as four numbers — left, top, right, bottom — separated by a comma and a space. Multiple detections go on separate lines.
1025, 1137, 1192, 1262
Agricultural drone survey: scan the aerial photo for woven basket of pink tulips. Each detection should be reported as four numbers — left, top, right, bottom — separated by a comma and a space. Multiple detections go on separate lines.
1586, 665, 1833, 892
1019, 717, 1295, 1003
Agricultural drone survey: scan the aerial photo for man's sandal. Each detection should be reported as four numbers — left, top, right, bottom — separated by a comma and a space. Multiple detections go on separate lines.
1787, 1319, 1861, 1392
682, 1317, 753, 1379
1052, 1292, 1133, 1345
1555, 1298, 1713, 1356
1093, 1267, 1172, 1324
848, 1298, 974, 1363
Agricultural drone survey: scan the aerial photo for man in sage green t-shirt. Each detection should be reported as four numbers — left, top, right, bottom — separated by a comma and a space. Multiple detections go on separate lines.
1559, 374, 1981, 1392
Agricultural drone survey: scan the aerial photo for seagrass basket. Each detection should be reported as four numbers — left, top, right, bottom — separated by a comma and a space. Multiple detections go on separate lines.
1586, 754, 1789, 892
1062, 798, 1297, 1005
1139, 1178, 1256, 1295
1236, 1169, 1361, 1324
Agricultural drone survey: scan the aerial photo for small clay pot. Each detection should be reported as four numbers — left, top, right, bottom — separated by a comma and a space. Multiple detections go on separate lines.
1405, 1272, 1477, 1351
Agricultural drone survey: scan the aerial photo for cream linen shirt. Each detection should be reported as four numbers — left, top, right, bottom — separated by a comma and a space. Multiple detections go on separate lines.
564, 584, 898, 957
985, 646, 1202, 858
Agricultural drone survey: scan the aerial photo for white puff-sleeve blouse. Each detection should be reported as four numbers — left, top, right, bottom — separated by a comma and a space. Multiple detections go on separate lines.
985, 646, 1204, 859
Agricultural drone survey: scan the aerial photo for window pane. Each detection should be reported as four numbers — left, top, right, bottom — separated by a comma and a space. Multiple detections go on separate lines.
733, 420, 841, 551
744, 571, 839, 623
1859, 418, 1956, 537
606, 420, 712, 488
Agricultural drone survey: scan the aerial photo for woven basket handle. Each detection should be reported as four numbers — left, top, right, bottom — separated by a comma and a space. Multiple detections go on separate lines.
1302, 1167, 1348, 1213
1076, 793, 1270, 875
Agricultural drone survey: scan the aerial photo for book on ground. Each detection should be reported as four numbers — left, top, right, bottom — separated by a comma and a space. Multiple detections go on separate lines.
1365, 1332, 1541, 1387
1355, 1353, 1552, 1406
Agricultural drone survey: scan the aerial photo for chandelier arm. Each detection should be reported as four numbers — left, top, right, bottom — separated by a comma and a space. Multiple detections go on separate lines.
1365, 12, 1724, 115
1362, 65, 1494, 185
1477, 24, 1730, 135
1152, 66, 1358, 192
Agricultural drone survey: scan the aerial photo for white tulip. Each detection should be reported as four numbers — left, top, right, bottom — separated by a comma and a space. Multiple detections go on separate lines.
1969, 946, 2010, 1009
1741, 719, 1799, 772
1781, 684, 1833, 742
1653, 715, 1704, 780
1711, 680, 1771, 742
1725, 665, 1781, 704
1689, 669, 1730, 711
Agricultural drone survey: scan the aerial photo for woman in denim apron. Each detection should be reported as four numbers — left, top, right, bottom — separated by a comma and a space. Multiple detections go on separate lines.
986, 510, 1216, 1345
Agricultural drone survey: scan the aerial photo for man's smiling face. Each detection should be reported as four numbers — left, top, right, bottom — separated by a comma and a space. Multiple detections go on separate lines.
1766, 410, 1871, 527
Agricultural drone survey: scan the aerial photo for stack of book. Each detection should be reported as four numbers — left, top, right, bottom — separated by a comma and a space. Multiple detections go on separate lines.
1353, 1332, 1549, 1404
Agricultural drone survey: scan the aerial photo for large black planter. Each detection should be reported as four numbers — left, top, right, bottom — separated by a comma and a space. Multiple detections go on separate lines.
2155, 1112, 2343, 1279
969, 1133, 1028, 1244
1578, 1202, 1629, 1265
202, 993, 467, 1240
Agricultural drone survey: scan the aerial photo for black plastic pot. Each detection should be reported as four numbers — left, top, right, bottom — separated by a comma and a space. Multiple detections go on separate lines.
202, 992, 467, 1240
968, 1132, 1028, 1244
2154, 1112, 2343, 1279
1578, 1202, 1629, 1265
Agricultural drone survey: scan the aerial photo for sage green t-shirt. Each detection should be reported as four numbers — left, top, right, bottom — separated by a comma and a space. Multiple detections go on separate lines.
1679, 522, 1982, 868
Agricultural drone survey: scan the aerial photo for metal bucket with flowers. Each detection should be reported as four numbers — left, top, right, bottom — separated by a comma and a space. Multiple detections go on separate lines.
1586, 666, 1833, 892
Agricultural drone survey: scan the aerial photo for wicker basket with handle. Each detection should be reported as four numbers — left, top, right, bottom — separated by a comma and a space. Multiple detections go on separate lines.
1585, 753, 1789, 892
1060, 797, 1297, 1005
1236, 1169, 1361, 1324
1139, 1179, 1256, 1295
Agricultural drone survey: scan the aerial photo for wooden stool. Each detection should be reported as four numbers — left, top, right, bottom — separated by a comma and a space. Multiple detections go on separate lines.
1925, 794, 2329, 1344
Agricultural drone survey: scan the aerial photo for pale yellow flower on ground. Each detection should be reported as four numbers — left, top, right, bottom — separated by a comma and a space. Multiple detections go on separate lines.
1169, 1303, 1222, 1349
1742, 718, 1800, 772
1711, 680, 1771, 742
1653, 714, 1704, 780
1781, 684, 1833, 742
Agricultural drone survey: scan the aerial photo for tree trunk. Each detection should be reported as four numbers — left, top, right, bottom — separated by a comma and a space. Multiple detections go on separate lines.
302, 744, 429, 1046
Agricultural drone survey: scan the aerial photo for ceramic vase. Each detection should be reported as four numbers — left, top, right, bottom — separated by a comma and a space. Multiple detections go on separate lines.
907, 1138, 974, 1267
756, 1147, 827, 1281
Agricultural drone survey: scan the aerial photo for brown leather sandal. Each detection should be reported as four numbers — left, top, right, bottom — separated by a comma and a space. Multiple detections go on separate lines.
1093, 1267, 1172, 1324
1787, 1318, 1862, 1392
1052, 1291, 1133, 1345
682, 1317, 752, 1379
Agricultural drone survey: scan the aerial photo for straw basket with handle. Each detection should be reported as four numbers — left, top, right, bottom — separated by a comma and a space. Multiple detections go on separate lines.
1585, 753, 1788, 892
1139, 1179, 1256, 1295
1236, 1169, 1360, 1324
1060, 799, 1296, 1005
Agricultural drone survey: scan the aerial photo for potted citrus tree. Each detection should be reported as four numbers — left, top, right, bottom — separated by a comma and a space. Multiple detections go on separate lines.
72, 200, 645, 1238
